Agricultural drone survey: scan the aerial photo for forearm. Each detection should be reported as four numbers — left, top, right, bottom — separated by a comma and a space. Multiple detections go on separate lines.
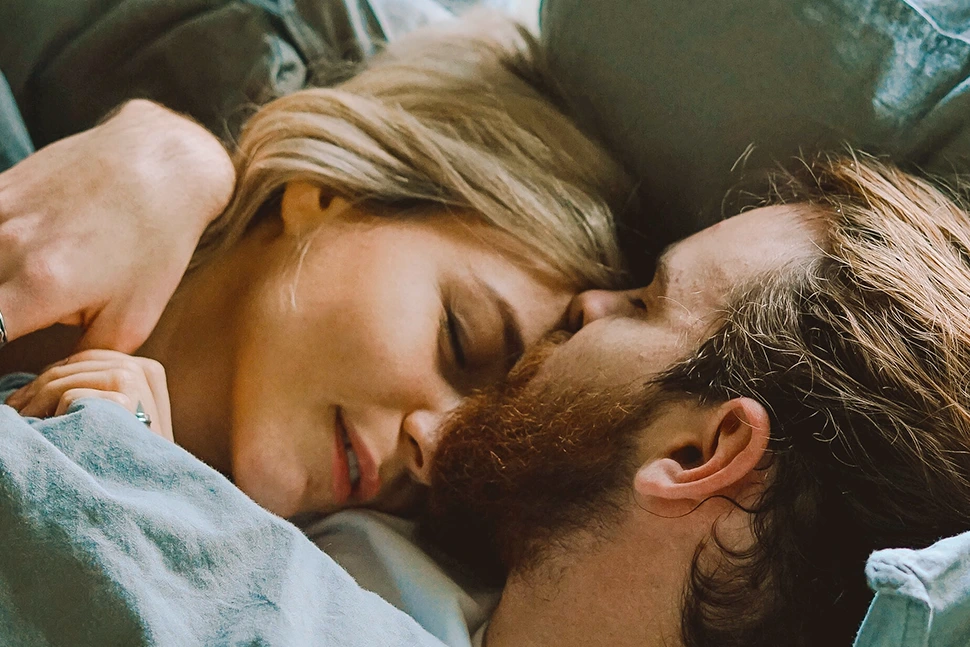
0, 97, 235, 353
91, 99, 235, 239
0, 98, 234, 238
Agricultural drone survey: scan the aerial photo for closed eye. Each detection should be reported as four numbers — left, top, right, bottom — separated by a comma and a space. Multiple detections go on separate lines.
446, 307, 467, 370
629, 297, 647, 311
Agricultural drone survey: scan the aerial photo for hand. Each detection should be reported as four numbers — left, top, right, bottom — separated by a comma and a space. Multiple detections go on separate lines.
0, 99, 235, 352
6, 349, 173, 441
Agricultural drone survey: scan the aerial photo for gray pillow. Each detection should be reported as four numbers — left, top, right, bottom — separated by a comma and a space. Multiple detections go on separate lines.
541, 0, 970, 257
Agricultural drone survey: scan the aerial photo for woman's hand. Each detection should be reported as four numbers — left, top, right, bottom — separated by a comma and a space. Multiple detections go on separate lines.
0, 99, 235, 353
6, 349, 174, 441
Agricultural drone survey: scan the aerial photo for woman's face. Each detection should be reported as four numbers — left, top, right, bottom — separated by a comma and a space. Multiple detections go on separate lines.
230, 183, 576, 518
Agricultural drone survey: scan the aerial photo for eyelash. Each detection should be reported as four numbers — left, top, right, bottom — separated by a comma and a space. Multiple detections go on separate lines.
446, 308, 467, 370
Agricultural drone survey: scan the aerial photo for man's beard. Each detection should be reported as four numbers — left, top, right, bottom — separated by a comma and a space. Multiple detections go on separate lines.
420, 332, 663, 584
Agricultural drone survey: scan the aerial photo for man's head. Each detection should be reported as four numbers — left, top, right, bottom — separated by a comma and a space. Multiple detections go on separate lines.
421, 155, 970, 647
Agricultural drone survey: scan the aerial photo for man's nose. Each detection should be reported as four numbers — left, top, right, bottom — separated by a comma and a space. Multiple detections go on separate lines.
400, 409, 444, 486
568, 289, 647, 330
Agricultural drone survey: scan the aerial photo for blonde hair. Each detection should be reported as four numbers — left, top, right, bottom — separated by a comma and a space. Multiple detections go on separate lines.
192, 11, 632, 290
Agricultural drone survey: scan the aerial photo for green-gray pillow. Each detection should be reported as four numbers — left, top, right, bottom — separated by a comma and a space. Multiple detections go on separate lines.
542, 0, 970, 256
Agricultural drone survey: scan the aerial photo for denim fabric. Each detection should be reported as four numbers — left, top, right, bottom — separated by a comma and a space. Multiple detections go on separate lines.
0, 71, 32, 173
854, 531, 970, 647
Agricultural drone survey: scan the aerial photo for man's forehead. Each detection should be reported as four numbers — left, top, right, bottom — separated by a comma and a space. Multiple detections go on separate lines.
662, 204, 826, 285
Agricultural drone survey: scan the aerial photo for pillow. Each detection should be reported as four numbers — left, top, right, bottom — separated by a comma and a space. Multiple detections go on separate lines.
0, 0, 450, 146
304, 510, 500, 647
0, 72, 32, 173
855, 530, 970, 647
541, 0, 970, 263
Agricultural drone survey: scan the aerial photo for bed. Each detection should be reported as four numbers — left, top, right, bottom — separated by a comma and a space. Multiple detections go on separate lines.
2, 0, 970, 645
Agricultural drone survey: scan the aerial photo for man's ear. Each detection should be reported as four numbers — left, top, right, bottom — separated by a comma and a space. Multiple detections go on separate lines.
280, 181, 351, 236
633, 397, 769, 515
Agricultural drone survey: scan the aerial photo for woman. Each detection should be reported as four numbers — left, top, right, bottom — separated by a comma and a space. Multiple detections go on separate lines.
2, 14, 633, 519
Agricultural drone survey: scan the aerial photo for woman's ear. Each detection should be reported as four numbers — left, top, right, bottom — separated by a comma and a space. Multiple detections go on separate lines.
633, 397, 769, 515
280, 181, 351, 236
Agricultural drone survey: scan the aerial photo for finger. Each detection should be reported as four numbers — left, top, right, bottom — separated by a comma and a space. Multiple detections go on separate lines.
5, 383, 32, 409
32, 353, 169, 433
0, 275, 82, 344
34, 350, 147, 384
76, 286, 176, 354
54, 388, 131, 417
135, 396, 173, 442
133, 356, 172, 438
21, 360, 172, 442
55, 387, 172, 442
76, 313, 155, 355
18, 368, 145, 417
50, 349, 133, 365
0, 221, 97, 342
14, 358, 128, 405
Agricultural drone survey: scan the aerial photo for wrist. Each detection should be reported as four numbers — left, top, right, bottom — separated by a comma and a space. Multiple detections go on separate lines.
109, 101, 236, 234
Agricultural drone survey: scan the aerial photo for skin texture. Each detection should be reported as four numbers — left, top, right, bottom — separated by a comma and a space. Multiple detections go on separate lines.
138, 182, 575, 519
7, 349, 173, 441
0, 101, 233, 355
426, 204, 827, 647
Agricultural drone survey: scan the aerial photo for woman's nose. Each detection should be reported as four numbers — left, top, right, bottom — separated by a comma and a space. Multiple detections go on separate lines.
401, 409, 444, 486
568, 288, 647, 330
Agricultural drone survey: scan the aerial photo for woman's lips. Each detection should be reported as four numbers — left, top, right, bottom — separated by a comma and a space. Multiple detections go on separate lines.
342, 412, 382, 502
332, 407, 382, 505
331, 410, 353, 506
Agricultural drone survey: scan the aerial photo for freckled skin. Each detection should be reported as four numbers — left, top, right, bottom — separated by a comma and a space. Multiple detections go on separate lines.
142, 187, 575, 519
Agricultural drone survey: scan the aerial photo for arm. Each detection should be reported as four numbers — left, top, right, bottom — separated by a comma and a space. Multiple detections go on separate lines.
0, 99, 234, 355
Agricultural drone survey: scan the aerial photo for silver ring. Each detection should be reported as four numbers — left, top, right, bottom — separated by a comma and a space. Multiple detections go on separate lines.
0, 306, 7, 348
134, 401, 152, 427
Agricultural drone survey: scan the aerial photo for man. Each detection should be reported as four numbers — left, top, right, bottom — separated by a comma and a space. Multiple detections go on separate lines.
421, 154, 970, 646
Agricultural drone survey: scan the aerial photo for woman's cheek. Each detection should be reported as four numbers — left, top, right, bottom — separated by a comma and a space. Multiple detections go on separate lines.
229, 381, 333, 518
231, 440, 312, 518
332, 302, 436, 377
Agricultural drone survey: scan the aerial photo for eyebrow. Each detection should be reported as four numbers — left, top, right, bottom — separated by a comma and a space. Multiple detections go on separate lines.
476, 278, 525, 371
652, 243, 674, 296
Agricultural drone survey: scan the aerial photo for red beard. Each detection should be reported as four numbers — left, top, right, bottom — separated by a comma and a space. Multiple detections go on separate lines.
421, 332, 661, 583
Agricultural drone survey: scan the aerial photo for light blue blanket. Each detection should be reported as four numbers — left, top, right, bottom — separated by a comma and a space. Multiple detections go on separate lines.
0, 373, 445, 647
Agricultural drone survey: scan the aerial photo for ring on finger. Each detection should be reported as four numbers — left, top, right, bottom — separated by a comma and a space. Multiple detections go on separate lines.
134, 400, 152, 427
0, 305, 8, 348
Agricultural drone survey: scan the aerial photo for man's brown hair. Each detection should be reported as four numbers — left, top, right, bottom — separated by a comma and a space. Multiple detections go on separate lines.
659, 154, 970, 645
